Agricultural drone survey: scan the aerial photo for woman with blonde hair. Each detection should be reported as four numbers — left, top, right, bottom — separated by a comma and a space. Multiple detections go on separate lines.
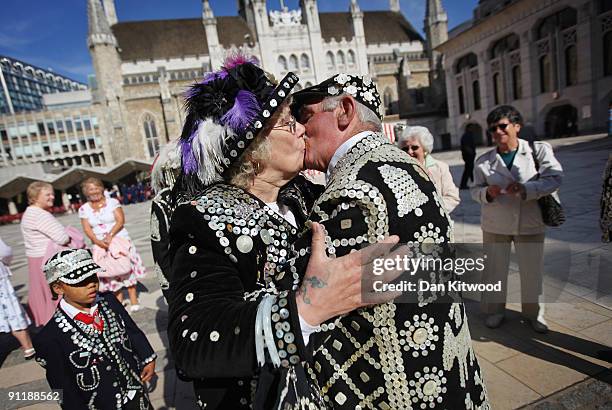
397, 125, 461, 213
20, 181, 70, 326
79, 177, 146, 311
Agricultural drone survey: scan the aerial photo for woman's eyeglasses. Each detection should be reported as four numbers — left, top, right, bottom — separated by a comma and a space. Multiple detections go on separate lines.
272, 117, 297, 134
488, 123, 510, 134
402, 145, 421, 152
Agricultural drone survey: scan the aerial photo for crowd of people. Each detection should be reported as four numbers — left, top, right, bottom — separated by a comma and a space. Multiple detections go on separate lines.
2, 52, 598, 409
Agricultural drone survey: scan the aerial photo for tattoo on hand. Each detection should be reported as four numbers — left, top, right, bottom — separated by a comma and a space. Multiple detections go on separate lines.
300, 276, 328, 304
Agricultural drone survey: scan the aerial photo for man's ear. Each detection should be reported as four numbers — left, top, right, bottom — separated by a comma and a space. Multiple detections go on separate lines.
337, 96, 357, 130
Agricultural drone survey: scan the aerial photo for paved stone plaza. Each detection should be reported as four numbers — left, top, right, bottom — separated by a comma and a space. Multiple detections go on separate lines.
0, 134, 610, 409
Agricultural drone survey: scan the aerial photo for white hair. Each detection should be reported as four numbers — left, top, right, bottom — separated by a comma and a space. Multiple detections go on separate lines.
321, 94, 382, 132
396, 125, 434, 155
151, 140, 181, 193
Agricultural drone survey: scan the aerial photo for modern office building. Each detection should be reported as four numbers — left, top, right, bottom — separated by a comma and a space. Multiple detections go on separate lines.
0, 55, 86, 115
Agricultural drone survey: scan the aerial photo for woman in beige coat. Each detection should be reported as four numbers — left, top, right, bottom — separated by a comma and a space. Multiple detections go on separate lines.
397, 125, 460, 213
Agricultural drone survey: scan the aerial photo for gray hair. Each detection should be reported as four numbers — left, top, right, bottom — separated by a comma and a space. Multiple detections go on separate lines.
396, 125, 434, 155
321, 94, 382, 132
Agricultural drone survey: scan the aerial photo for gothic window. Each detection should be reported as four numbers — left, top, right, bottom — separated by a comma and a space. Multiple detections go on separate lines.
512, 65, 522, 99
458, 86, 466, 114
289, 55, 298, 71
143, 114, 160, 158
537, 8, 577, 40
337, 51, 346, 68
326, 52, 335, 70
383, 88, 393, 115
472, 80, 481, 110
300, 54, 310, 70
415, 88, 424, 105
454, 53, 477, 74
278, 56, 288, 73
605, 31, 612, 76
539, 54, 552, 92
347, 50, 356, 66
493, 73, 503, 105
565, 45, 577, 86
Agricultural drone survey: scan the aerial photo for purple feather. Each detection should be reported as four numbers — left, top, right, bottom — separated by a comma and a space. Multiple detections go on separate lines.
181, 126, 199, 174
220, 90, 260, 132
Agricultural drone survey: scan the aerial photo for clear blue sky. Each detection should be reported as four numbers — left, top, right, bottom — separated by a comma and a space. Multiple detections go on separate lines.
0, 0, 477, 84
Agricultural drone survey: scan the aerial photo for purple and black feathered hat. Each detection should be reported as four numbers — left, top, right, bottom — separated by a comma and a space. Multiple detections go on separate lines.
178, 53, 299, 186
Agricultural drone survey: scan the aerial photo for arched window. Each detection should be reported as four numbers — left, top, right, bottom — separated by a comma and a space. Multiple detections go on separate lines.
347, 50, 356, 66
289, 55, 298, 71
493, 73, 503, 105
565, 45, 577, 86
458, 86, 465, 114
337, 51, 346, 68
278, 56, 288, 72
326, 52, 335, 70
539, 54, 552, 92
472, 80, 481, 110
304, 81, 313, 88
605, 31, 612, 76
300, 54, 310, 70
383, 88, 393, 114
143, 114, 160, 158
512, 66, 522, 100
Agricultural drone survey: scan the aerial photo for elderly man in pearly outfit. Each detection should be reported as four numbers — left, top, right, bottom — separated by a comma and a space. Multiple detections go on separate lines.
289, 74, 490, 409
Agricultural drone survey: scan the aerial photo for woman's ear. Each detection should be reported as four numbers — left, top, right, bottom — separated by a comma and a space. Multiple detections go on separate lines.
51, 282, 64, 297
337, 96, 357, 130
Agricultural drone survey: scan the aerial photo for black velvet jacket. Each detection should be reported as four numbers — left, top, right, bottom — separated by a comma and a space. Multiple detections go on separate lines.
167, 175, 323, 409
34, 292, 156, 410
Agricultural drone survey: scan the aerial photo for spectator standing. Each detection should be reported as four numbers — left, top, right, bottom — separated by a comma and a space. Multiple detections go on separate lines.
397, 125, 460, 213
20, 182, 70, 326
460, 126, 477, 189
471, 105, 563, 332
0, 236, 35, 359
79, 178, 146, 312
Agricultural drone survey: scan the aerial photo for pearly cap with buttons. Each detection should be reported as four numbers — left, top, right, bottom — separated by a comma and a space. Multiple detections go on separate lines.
291, 73, 384, 121
43, 249, 103, 284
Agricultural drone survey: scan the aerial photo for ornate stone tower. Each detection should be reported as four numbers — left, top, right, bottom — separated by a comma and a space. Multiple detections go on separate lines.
425, 0, 448, 109
350, 0, 369, 75
87, 0, 125, 165
390, 0, 400, 13
203, 0, 222, 69
102, 0, 117, 26
300, 0, 325, 81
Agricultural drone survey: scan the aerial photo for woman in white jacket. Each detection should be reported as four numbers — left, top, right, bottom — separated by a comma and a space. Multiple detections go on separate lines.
396, 125, 460, 214
471, 105, 563, 332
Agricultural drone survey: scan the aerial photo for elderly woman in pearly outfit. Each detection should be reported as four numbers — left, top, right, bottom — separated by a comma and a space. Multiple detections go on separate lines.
397, 125, 460, 213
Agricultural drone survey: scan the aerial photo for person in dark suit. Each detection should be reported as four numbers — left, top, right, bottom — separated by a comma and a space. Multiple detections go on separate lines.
460, 126, 477, 189
34, 249, 156, 409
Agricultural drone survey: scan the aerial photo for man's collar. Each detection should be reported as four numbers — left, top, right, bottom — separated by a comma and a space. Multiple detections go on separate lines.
60, 296, 100, 319
326, 131, 373, 182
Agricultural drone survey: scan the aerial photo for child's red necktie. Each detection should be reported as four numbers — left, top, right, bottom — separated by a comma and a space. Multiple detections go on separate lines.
74, 310, 105, 332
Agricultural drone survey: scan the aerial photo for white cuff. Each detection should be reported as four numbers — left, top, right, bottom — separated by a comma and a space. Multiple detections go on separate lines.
298, 314, 320, 346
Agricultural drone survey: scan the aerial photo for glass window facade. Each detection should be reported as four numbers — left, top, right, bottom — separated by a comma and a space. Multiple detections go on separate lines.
0, 56, 86, 115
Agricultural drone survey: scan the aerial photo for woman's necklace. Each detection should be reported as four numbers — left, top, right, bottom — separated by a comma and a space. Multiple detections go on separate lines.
91, 200, 106, 211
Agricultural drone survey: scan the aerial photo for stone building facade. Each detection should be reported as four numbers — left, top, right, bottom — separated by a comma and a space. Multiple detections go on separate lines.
438, 0, 612, 146
88, 0, 449, 165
